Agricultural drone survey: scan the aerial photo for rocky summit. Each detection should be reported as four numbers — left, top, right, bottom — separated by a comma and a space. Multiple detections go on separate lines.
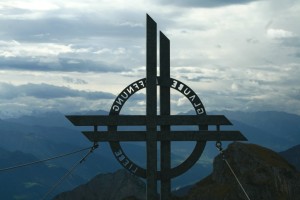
53, 169, 146, 200
175, 142, 300, 200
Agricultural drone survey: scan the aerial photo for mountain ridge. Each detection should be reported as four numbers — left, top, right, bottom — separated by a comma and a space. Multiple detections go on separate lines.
54, 169, 146, 200
1, 110, 300, 199
0, 148, 85, 200
174, 142, 300, 200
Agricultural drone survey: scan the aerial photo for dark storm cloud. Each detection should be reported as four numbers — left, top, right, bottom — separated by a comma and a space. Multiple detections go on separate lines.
0, 17, 144, 42
156, 0, 258, 8
0, 82, 115, 100
0, 57, 126, 73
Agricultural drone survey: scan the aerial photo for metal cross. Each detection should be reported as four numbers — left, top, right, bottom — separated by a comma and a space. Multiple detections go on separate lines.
66, 14, 247, 200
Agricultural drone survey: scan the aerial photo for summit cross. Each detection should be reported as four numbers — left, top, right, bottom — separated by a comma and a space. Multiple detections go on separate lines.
66, 14, 247, 200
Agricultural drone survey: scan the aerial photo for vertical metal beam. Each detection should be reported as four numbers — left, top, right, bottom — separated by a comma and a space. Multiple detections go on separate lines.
160, 31, 171, 200
146, 14, 157, 200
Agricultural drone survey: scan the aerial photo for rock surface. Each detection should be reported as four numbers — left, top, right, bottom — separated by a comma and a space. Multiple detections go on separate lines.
53, 169, 145, 200
175, 142, 300, 200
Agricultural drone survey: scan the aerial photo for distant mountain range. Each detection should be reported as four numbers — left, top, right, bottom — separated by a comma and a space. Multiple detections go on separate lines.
0, 147, 84, 200
5, 110, 300, 151
210, 110, 300, 150
0, 110, 299, 199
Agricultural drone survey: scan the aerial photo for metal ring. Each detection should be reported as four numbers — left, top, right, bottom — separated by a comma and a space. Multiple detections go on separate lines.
108, 78, 207, 179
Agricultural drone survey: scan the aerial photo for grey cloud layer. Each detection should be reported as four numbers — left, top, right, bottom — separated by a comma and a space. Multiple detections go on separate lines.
1, 0, 300, 117
0, 82, 146, 101
0, 82, 115, 100
0, 57, 126, 73
0, 16, 144, 42
280, 37, 300, 48
157, 0, 258, 7
0, 82, 146, 118
0, 9, 145, 73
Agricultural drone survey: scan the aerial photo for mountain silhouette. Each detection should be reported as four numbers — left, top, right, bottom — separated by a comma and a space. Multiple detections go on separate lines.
174, 142, 300, 200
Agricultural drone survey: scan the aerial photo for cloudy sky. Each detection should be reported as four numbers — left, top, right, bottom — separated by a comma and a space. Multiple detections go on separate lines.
0, 0, 300, 118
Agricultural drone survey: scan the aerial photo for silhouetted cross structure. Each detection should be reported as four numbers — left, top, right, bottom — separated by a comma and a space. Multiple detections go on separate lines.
66, 14, 247, 200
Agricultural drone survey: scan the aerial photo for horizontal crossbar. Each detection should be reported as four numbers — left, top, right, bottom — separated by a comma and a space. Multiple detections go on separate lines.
81, 131, 247, 142
66, 115, 232, 126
